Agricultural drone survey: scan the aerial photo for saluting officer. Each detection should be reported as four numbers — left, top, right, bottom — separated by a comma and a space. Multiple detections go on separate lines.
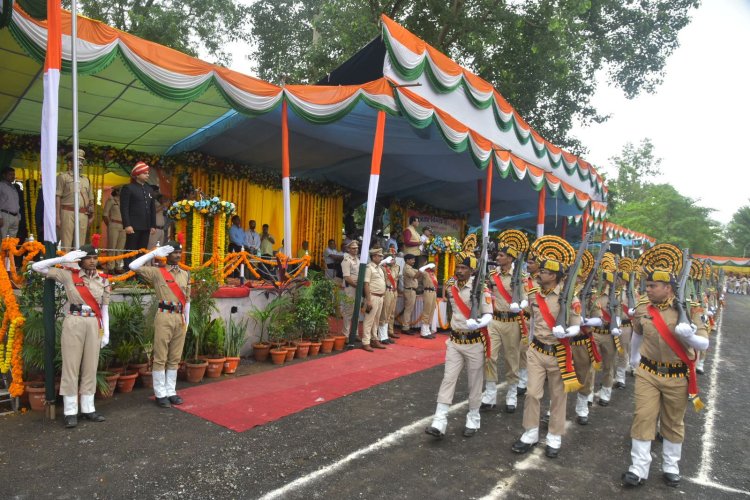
32, 245, 110, 428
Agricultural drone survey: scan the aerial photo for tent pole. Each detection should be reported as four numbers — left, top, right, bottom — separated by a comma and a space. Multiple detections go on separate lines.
71, 0, 80, 249
281, 99, 292, 256
347, 110, 386, 347
581, 207, 589, 240
602, 220, 608, 242
482, 157, 493, 241
536, 187, 546, 237
561, 216, 568, 240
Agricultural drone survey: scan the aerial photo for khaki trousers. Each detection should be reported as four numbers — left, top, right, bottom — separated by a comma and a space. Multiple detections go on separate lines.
519, 337, 528, 371
402, 289, 417, 328
60, 210, 88, 249
153, 311, 187, 371
437, 340, 485, 410
571, 342, 595, 396
616, 325, 633, 371
484, 319, 521, 384
362, 295, 384, 345
60, 315, 100, 396
0, 212, 20, 238
148, 228, 165, 250
593, 331, 617, 388
107, 222, 127, 270
341, 286, 358, 337
631, 366, 689, 443
523, 347, 568, 436
420, 290, 437, 324
380, 290, 397, 334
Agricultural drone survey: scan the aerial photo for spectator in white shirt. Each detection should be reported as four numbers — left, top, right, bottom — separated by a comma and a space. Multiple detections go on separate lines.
244, 219, 261, 255
324, 238, 344, 279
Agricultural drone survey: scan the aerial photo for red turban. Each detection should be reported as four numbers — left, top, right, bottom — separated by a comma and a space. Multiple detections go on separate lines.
131, 161, 150, 177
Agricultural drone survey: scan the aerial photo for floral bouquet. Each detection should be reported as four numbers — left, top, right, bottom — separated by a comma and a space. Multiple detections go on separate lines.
426, 235, 462, 255
168, 197, 236, 220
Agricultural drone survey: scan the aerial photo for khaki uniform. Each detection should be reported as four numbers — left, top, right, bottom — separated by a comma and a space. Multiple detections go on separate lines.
103, 197, 126, 270
485, 268, 527, 386
0, 180, 21, 238
590, 288, 620, 389
523, 284, 582, 437
631, 301, 707, 443
616, 289, 633, 383
380, 262, 400, 334
363, 262, 387, 345
47, 267, 110, 398
341, 253, 360, 337
134, 265, 191, 371
436, 277, 493, 411
56, 171, 93, 248
419, 270, 438, 326
402, 264, 419, 329
148, 201, 166, 250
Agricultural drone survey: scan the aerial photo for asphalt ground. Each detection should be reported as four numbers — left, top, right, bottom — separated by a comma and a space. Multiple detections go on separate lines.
2, 295, 749, 499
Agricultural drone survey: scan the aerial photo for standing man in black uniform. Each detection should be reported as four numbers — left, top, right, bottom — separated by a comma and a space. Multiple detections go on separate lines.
119, 161, 156, 265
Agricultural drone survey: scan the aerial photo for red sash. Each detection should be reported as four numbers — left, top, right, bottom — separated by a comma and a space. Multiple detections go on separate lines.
600, 309, 611, 324
536, 294, 573, 373
384, 266, 397, 289
159, 267, 187, 308
70, 270, 103, 327
450, 285, 490, 359
622, 304, 631, 317
647, 305, 700, 397
427, 271, 438, 290
491, 273, 512, 304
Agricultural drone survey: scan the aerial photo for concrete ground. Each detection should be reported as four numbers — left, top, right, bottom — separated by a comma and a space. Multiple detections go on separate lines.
2, 295, 749, 499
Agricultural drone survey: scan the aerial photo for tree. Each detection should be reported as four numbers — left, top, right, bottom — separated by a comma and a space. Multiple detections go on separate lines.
68, 0, 252, 65
727, 205, 750, 256
249, 0, 699, 152
605, 138, 662, 216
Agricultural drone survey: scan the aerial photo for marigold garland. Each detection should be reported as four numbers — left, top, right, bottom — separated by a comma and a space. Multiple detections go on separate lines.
0, 249, 25, 396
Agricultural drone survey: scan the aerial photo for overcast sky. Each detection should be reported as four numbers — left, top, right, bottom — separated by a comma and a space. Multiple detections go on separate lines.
226, 0, 749, 224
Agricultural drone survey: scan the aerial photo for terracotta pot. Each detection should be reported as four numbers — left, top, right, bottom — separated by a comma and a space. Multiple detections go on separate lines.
308, 342, 322, 356
284, 346, 296, 362
128, 362, 148, 374
139, 370, 154, 389
96, 372, 120, 400
205, 357, 226, 378
186, 360, 208, 383
177, 361, 187, 381
270, 341, 286, 350
25, 382, 46, 411
116, 371, 139, 393
252, 343, 271, 362
108, 365, 126, 375
223, 356, 241, 374
269, 348, 286, 365
295, 341, 311, 359
320, 337, 335, 353
332, 335, 347, 351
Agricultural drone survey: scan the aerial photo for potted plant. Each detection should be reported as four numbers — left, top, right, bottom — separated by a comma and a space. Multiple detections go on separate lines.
267, 312, 291, 365
248, 295, 290, 361
183, 267, 219, 382
224, 313, 249, 374
113, 341, 139, 393
203, 318, 226, 378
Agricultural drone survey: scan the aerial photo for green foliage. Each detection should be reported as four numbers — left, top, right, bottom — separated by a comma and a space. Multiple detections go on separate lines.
293, 271, 338, 340
249, 0, 699, 150
605, 139, 662, 215
224, 314, 250, 357
202, 318, 226, 357
248, 295, 291, 344
726, 205, 750, 256
21, 310, 63, 377
70, 0, 252, 65
186, 267, 220, 360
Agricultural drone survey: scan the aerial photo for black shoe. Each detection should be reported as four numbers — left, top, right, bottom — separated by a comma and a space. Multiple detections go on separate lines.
64, 415, 78, 428
598, 399, 610, 407
155, 397, 171, 408
80, 412, 105, 422
402, 330, 415, 336
511, 440, 537, 454
168, 395, 184, 406
587, 401, 593, 407
517, 386, 527, 396
425, 426, 444, 439
696, 367, 704, 375
463, 427, 478, 438
420, 334, 436, 339
545, 445, 559, 458
576, 415, 588, 425
621, 471, 645, 487
505, 404, 516, 413
479, 403, 496, 412
662, 472, 681, 487
614, 381, 626, 389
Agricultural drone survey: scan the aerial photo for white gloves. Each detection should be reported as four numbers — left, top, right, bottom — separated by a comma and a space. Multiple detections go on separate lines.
466, 319, 479, 331
583, 317, 603, 328
419, 263, 436, 272
31, 250, 88, 275
466, 314, 492, 331
565, 325, 580, 337
380, 256, 393, 266
552, 325, 567, 339
675, 322, 697, 338
628, 308, 636, 317
100, 305, 110, 348
630, 333, 643, 367
707, 310, 714, 317
476, 313, 492, 329
183, 302, 191, 329
153, 245, 174, 258
62, 250, 88, 263
611, 327, 622, 337
509, 303, 521, 313
129, 245, 173, 271
520, 299, 528, 309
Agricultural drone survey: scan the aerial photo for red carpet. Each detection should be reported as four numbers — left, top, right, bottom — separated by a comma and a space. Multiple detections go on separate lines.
175, 342, 447, 432
392, 333, 450, 350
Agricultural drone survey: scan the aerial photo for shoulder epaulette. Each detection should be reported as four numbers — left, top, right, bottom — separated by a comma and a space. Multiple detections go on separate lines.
528, 286, 540, 295
488, 268, 498, 277
445, 277, 457, 287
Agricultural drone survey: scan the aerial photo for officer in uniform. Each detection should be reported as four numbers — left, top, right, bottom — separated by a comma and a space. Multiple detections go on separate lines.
425, 234, 493, 438
56, 149, 94, 248
379, 249, 401, 343
340, 240, 361, 338
102, 188, 126, 273
129, 241, 191, 408
0, 167, 21, 238
614, 257, 637, 388
362, 247, 388, 351
512, 235, 582, 458
569, 249, 598, 424
481, 230, 529, 413
400, 254, 420, 333
418, 261, 438, 339
518, 251, 541, 395
32, 245, 110, 428
622, 243, 709, 488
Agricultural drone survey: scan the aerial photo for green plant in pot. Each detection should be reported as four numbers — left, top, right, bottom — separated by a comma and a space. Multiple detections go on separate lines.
223, 312, 249, 374
184, 268, 219, 382
248, 295, 290, 362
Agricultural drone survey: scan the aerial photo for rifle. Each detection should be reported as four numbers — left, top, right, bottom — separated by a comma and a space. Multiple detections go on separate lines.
556, 233, 592, 328
626, 267, 636, 310
607, 255, 620, 331
470, 233, 490, 319
675, 248, 692, 325
511, 251, 527, 304
580, 241, 610, 321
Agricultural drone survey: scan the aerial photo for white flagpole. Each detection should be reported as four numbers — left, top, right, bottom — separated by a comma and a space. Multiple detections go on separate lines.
71, 0, 80, 249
